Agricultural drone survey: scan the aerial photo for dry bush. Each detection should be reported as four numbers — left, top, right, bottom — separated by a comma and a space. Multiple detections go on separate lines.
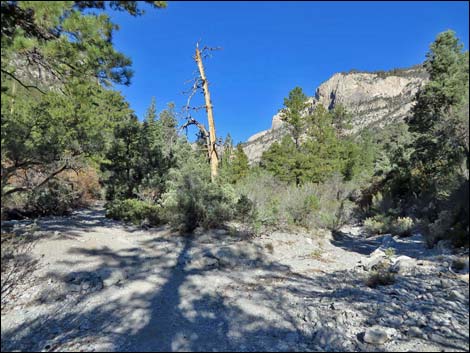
60, 166, 102, 205
1, 233, 39, 309
365, 261, 396, 288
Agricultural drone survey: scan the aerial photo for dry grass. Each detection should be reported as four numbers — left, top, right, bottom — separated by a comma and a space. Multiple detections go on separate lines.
265, 242, 274, 254
365, 262, 396, 288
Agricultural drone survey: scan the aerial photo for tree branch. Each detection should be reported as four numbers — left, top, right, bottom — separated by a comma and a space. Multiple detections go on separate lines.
1, 69, 46, 94
2, 163, 69, 197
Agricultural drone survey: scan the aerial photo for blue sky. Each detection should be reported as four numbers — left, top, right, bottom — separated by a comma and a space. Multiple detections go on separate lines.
108, 1, 469, 144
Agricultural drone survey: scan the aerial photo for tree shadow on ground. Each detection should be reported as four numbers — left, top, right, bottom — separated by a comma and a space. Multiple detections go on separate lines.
1, 215, 469, 352
1, 206, 152, 243
330, 229, 443, 261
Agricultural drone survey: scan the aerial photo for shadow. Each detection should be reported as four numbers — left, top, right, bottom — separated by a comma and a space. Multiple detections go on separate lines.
1, 205, 161, 245
1, 208, 469, 352
331, 229, 443, 262
331, 229, 380, 256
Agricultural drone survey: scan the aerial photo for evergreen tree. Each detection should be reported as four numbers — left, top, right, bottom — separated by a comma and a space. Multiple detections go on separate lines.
406, 30, 469, 193
331, 104, 353, 137
261, 135, 302, 184
144, 97, 157, 124
229, 144, 250, 184
1, 1, 165, 201
102, 115, 143, 200
280, 87, 310, 149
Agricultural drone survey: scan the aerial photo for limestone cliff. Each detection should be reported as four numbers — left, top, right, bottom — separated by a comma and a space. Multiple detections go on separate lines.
243, 65, 428, 163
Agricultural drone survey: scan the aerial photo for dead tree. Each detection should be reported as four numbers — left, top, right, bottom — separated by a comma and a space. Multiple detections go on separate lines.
182, 43, 221, 182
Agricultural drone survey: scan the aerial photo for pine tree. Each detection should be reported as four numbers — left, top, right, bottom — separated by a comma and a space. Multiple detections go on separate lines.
229, 144, 250, 183
261, 136, 301, 184
280, 87, 310, 149
407, 30, 469, 192
1, 1, 165, 201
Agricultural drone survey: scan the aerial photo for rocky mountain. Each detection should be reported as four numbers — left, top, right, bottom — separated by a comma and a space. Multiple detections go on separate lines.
242, 65, 429, 163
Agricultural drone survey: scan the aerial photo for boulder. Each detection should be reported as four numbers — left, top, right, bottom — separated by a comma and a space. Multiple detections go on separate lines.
359, 249, 387, 271
390, 255, 416, 274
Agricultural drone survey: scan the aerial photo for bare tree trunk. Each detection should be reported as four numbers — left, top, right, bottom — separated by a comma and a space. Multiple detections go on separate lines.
194, 44, 218, 182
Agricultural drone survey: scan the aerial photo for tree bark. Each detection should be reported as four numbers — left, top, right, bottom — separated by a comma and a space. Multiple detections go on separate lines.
194, 44, 218, 182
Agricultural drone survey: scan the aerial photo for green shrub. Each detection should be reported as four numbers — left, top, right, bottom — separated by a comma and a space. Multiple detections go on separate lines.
161, 166, 236, 232
384, 247, 396, 258
426, 210, 453, 246
106, 199, 161, 226
235, 170, 284, 228
364, 215, 391, 235
282, 185, 320, 227
235, 170, 356, 232
235, 194, 257, 224
391, 216, 414, 236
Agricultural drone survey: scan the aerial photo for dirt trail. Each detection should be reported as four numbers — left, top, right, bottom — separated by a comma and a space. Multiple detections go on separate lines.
1, 206, 469, 352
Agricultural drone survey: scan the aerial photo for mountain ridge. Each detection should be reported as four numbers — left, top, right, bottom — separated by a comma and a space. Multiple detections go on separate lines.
242, 65, 429, 163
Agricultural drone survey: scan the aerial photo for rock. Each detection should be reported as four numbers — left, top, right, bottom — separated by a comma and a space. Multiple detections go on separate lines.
363, 326, 393, 345
68, 284, 81, 292
360, 249, 387, 271
378, 316, 404, 329
213, 229, 228, 236
307, 308, 320, 323
448, 290, 466, 302
439, 279, 452, 289
314, 327, 342, 348
407, 326, 424, 338
391, 256, 416, 274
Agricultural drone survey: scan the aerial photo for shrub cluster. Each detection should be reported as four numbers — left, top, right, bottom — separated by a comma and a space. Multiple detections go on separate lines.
105, 199, 161, 226
363, 214, 415, 236
234, 170, 355, 232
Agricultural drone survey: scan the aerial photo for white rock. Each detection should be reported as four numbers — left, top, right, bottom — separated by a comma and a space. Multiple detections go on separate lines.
448, 290, 466, 302
391, 255, 416, 274
363, 326, 393, 345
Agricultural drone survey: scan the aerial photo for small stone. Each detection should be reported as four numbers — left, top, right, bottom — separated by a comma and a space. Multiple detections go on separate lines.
363, 326, 392, 345
440, 279, 452, 289
408, 326, 423, 338
448, 290, 466, 302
